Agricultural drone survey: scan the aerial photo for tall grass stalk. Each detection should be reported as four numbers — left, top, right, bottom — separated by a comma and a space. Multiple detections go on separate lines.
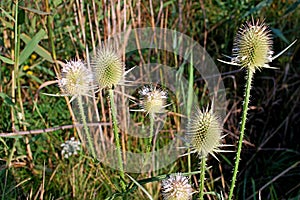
228, 69, 254, 199
45, 0, 59, 74
11, 0, 20, 132
108, 89, 126, 191
187, 53, 194, 181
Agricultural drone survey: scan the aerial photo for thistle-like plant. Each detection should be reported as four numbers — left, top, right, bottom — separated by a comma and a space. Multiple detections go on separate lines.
91, 41, 126, 190
58, 60, 97, 158
218, 19, 296, 72
138, 84, 168, 118
58, 60, 95, 102
91, 41, 125, 89
186, 106, 224, 159
185, 105, 227, 199
161, 173, 195, 200
218, 19, 297, 200
134, 84, 169, 168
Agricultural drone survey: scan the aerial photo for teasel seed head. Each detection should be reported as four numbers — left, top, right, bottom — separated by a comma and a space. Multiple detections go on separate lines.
161, 173, 195, 200
218, 19, 297, 73
58, 59, 94, 102
186, 106, 223, 159
91, 41, 125, 89
232, 19, 273, 72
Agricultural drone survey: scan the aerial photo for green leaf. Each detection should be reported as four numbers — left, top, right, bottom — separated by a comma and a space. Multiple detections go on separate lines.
28, 74, 43, 84
0, 7, 15, 22
20, 33, 54, 63
19, 6, 51, 16
243, 0, 273, 18
0, 92, 15, 106
126, 174, 153, 200
53, 0, 63, 7
0, 55, 14, 65
36, 65, 55, 77
19, 29, 47, 65
284, 1, 300, 15
0, 17, 14, 29
271, 28, 289, 44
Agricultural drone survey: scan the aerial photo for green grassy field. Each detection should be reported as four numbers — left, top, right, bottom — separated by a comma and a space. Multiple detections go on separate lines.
1, 0, 300, 199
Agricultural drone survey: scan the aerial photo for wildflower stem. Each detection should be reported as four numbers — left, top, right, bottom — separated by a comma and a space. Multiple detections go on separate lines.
229, 69, 254, 199
148, 115, 154, 152
108, 89, 126, 191
199, 156, 207, 200
12, 0, 20, 132
145, 114, 155, 172
77, 96, 96, 158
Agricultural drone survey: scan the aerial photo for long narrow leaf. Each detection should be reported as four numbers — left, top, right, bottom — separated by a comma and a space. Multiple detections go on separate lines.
19, 6, 51, 16
0, 55, 14, 65
20, 33, 54, 63
19, 29, 46, 65
0, 7, 15, 22
126, 174, 153, 200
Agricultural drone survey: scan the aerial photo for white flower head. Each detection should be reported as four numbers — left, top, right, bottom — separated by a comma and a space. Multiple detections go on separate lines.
138, 84, 169, 117
161, 173, 195, 200
61, 137, 81, 158
58, 59, 95, 102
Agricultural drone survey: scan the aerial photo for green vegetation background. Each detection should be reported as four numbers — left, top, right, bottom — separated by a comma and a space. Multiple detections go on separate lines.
0, 0, 299, 199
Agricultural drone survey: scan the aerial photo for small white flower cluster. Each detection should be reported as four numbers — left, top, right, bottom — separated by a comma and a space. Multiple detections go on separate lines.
161, 173, 195, 200
61, 137, 81, 158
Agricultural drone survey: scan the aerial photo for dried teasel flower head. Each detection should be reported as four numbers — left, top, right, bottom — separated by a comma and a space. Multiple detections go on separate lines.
137, 84, 169, 117
161, 173, 195, 200
58, 59, 95, 102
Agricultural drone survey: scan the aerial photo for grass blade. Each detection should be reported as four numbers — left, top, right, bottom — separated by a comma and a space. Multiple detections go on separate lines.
0, 55, 14, 65
126, 174, 153, 200
20, 33, 54, 63
19, 29, 46, 65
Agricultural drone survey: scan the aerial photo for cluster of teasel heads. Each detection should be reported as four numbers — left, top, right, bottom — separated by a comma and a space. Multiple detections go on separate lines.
57, 18, 296, 199
58, 41, 125, 100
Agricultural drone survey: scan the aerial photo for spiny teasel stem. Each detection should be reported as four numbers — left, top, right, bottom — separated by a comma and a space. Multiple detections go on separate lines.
147, 114, 154, 153
228, 69, 254, 199
199, 156, 207, 200
108, 89, 126, 191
